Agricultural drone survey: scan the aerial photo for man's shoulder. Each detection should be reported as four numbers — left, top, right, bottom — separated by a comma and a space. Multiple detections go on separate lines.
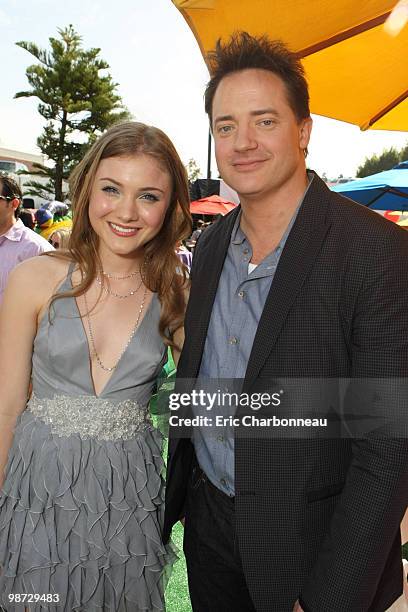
328, 190, 403, 238
309, 172, 404, 241
19, 225, 54, 253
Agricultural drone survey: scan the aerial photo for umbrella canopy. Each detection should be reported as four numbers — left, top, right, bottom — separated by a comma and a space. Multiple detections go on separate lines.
331, 164, 408, 209
190, 194, 237, 215
173, 0, 408, 130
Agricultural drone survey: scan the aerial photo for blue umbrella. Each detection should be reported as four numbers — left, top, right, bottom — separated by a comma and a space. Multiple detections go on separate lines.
331, 162, 408, 210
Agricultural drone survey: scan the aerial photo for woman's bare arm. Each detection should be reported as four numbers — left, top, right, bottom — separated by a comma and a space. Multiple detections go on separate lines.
0, 258, 53, 488
171, 326, 185, 367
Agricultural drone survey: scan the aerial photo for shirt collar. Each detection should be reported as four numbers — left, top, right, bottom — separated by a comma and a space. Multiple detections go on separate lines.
230, 171, 314, 247
0, 219, 25, 242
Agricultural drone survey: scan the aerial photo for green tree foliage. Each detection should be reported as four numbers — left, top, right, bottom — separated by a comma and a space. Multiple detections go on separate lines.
186, 158, 201, 182
398, 143, 408, 164
15, 25, 130, 201
356, 144, 408, 178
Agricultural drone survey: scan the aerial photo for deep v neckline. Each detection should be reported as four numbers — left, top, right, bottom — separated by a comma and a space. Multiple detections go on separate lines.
72, 283, 156, 399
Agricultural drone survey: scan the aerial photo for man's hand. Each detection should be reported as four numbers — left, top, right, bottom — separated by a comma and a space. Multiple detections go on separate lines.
293, 601, 304, 612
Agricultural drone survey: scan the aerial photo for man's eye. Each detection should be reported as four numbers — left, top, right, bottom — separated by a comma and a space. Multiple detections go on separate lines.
140, 193, 159, 202
259, 119, 275, 126
102, 186, 119, 195
217, 125, 232, 134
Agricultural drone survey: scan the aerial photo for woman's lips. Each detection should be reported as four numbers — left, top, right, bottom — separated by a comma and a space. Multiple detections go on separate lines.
108, 222, 139, 237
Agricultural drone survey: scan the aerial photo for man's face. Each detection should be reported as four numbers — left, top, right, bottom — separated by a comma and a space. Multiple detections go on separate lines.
0, 180, 18, 235
211, 69, 312, 202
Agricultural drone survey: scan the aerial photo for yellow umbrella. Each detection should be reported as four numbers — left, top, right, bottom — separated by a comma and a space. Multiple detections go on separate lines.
173, 0, 408, 131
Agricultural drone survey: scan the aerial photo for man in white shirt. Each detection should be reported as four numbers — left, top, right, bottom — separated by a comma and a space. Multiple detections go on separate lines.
0, 176, 53, 305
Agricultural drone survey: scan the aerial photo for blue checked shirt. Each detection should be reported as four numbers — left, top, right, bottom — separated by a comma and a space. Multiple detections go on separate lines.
193, 176, 313, 495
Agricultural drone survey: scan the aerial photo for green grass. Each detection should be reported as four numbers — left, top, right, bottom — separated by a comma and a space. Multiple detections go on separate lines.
165, 522, 192, 612
150, 349, 192, 611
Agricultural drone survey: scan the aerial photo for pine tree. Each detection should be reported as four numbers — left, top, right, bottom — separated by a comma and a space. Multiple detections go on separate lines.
15, 25, 130, 201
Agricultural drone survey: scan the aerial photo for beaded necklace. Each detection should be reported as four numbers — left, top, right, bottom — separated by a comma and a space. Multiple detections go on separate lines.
83, 284, 148, 373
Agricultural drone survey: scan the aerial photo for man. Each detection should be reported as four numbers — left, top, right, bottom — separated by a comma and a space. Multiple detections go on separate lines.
164, 33, 408, 612
0, 176, 53, 304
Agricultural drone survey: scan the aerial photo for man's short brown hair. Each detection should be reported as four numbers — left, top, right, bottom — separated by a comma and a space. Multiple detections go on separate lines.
0, 175, 23, 217
204, 32, 310, 126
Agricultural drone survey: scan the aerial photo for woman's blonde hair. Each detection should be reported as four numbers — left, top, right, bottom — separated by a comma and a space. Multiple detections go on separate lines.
50, 228, 72, 249
48, 121, 192, 347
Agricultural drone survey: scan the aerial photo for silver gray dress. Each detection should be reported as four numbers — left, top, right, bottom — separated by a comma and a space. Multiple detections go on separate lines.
0, 267, 176, 611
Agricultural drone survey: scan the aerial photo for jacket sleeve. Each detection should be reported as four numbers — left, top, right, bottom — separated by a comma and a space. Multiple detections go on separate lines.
300, 226, 408, 611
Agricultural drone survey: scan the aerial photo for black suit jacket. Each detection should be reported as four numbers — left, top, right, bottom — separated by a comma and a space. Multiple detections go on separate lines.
164, 173, 408, 611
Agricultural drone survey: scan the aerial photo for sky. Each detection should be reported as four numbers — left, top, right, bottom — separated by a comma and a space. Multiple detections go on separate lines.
0, 0, 407, 180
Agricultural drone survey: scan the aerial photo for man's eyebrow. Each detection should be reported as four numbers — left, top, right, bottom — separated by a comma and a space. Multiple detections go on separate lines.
250, 108, 279, 117
214, 114, 234, 125
214, 109, 279, 124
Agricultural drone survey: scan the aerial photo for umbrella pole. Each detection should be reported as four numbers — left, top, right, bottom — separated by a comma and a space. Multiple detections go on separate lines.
367, 187, 408, 210
207, 128, 212, 180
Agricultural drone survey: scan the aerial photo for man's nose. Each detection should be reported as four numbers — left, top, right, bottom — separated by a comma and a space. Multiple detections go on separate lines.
234, 124, 257, 152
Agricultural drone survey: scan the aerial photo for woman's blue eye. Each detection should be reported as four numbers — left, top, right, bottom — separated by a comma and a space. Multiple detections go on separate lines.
102, 186, 119, 195
140, 193, 159, 202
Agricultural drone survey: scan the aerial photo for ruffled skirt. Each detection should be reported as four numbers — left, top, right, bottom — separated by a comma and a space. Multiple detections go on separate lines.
0, 408, 177, 611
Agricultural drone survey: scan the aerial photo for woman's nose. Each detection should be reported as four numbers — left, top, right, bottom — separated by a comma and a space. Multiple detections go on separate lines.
117, 195, 139, 222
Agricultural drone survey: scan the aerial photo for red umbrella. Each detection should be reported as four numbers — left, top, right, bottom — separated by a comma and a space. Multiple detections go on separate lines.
190, 194, 237, 216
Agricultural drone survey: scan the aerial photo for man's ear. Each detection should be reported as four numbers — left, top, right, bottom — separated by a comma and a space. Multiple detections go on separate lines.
299, 116, 313, 152
10, 198, 21, 212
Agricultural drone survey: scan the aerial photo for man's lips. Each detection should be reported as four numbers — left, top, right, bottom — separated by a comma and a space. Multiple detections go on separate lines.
108, 222, 140, 237
232, 159, 268, 171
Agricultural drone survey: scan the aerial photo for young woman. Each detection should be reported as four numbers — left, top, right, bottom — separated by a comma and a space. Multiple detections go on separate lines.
0, 121, 191, 611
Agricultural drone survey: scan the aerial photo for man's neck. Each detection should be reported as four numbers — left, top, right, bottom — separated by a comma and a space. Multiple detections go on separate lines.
0, 217, 17, 238
239, 171, 309, 264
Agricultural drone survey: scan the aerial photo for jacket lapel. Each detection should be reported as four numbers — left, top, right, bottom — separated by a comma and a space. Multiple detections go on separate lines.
180, 207, 240, 379
243, 174, 332, 391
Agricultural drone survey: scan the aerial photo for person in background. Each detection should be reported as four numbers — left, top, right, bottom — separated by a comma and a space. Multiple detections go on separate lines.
19, 209, 35, 230
176, 240, 193, 271
0, 175, 53, 305
190, 219, 205, 243
49, 227, 72, 249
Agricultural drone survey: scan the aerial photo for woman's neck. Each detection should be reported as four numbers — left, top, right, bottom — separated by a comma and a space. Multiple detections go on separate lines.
97, 249, 145, 276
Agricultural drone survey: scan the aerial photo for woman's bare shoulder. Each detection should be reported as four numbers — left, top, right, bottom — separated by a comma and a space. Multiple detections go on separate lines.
14, 253, 72, 282
9, 254, 74, 311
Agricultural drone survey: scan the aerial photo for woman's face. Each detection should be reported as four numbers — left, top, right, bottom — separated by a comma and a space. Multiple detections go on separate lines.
49, 232, 61, 249
88, 154, 172, 262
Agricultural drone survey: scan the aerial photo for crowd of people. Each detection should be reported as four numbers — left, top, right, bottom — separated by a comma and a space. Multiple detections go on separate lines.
0, 31, 407, 612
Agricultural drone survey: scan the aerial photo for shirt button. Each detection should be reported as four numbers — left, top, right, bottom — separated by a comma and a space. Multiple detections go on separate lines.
217, 434, 224, 442
243, 248, 249, 255
229, 336, 239, 345
220, 478, 227, 486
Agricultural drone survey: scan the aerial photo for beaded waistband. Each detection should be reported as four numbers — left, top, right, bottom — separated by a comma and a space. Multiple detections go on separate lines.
27, 393, 152, 440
